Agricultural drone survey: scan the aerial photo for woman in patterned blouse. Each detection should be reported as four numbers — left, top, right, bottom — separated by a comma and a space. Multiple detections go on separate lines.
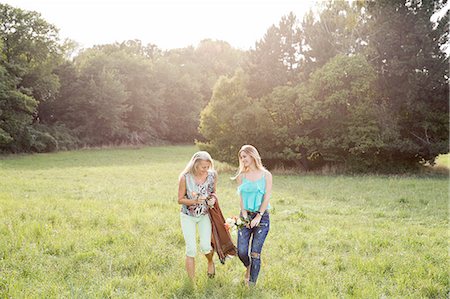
178, 151, 217, 280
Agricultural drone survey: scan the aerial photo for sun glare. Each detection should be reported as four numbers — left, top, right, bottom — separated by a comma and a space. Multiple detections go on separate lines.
2, 0, 315, 50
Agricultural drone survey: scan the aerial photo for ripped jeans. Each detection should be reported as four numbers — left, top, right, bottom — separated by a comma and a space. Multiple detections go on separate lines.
237, 211, 270, 284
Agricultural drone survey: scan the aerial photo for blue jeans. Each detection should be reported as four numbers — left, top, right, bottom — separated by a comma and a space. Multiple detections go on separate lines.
237, 211, 270, 284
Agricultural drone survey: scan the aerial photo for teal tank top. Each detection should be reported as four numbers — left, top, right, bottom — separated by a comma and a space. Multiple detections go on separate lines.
238, 173, 271, 212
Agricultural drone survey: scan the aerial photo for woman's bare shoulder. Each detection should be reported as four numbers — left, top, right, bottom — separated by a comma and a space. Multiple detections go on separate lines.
179, 173, 186, 183
263, 169, 272, 178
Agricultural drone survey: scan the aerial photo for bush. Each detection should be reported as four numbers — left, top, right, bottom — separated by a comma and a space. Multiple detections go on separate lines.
51, 126, 80, 150
19, 124, 81, 153
28, 128, 58, 152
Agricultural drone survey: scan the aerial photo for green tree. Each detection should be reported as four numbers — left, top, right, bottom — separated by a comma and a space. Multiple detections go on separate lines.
198, 70, 269, 164
76, 66, 128, 145
161, 40, 243, 142
0, 4, 63, 152
49, 43, 160, 145
258, 85, 311, 169
245, 12, 303, 98
0, 4, 62, 111
303, 54, 383, 168
149, 59, 199, 142
258, 54, 383, 170
199, 55, 385, 171
194, 39, 244, 105
199, 1, 448, 172
0, 61, 37, 152
300, 0, 367, 80
55, 50, 130, 145
364, 0, 449, 165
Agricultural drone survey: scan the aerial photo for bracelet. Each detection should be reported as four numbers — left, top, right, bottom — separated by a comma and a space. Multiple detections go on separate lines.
257, 211, 264, 216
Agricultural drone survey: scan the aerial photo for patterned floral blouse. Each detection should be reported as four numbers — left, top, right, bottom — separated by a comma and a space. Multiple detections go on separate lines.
181, 170, 216, 217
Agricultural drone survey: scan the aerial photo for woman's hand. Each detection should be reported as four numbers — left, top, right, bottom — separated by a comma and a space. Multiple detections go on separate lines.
196, 196, 206, 205
250, 214, 261, 228
241, 210, 250, 228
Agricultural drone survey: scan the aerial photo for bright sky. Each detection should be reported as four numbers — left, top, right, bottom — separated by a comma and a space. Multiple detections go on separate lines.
2, 0, 318, 51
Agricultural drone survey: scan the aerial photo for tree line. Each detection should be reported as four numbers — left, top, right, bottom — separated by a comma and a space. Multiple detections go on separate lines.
0, 0, 448, 171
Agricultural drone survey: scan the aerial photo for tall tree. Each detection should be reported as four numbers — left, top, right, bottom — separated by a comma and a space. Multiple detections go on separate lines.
0, 4, 62, 108
300, 54, 383, 169
53, 48, 131, 145
0, 4, 63, 152
194, 39, 244, 105
365, 0, 449, 165
162, 40, 243, 142
0, 59, 37, 152
75, 65, 128, 145
198, 70, 268, 163
245, 12, 303, 98
300, 0, 367, 80
257, 54, 383, 170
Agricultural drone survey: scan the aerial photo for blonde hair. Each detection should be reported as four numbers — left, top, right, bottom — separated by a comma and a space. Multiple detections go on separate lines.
180, 151, 214, 178
232, 144, 266, 180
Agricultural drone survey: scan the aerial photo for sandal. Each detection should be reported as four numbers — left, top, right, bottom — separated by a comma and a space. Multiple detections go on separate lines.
207, 263, 215, 278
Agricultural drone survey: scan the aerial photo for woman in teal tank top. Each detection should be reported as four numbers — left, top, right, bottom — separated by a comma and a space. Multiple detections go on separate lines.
233, 145, 272, 286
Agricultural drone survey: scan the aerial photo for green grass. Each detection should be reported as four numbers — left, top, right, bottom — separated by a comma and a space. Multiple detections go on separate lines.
436, 153, 449, 168
0, 146, 448, 298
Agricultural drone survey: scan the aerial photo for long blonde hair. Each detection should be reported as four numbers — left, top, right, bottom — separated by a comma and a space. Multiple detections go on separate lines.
232, 145, 266, 180
180, 151, 215, 179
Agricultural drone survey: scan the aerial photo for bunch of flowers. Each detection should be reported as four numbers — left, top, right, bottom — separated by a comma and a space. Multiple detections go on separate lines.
191, 191, 215, 208
224, 215, 250, 231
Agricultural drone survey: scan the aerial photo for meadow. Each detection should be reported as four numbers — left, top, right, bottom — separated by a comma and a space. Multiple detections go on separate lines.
0, 146, 448, 298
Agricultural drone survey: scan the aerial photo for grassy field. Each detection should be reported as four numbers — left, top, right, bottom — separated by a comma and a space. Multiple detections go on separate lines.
436, 154, 449, 169
0, 146, 448, 298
